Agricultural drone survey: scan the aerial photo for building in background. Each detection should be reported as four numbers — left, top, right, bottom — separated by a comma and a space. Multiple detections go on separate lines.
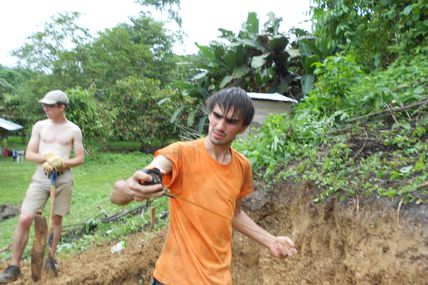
0, 118, 24, 160
0, 118, 23, 138
247, 92, 298, 129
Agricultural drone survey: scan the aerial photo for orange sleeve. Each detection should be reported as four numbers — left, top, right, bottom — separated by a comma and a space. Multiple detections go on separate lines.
238, 161, 253, 199
233, 148, 254, 199
154, 142, 181, 192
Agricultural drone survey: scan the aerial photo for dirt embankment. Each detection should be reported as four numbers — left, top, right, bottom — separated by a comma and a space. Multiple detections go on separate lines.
3, 182, 428, 285
233, 183, 428, 285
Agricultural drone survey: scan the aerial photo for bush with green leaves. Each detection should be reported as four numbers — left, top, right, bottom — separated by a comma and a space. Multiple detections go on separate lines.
107, 76, 179, 150
310, 0, 428, 68
66, 87, 114, 144
301, 51, 428, 122
304, 53, 364, 120
234, 48, 427, 204
235, 111, 327, 180
347, 51, 428, 115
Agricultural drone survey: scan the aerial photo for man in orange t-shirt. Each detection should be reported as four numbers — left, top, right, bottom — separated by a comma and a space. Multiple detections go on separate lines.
111, 87, 297, 285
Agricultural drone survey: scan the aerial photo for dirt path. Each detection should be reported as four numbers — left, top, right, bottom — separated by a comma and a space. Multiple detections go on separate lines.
3, 182, 427, 284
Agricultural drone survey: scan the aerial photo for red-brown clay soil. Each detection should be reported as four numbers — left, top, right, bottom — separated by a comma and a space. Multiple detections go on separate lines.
3, 182, 428, 284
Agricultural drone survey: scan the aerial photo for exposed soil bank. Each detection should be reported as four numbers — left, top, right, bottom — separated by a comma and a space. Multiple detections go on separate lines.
3, 182, 427, 284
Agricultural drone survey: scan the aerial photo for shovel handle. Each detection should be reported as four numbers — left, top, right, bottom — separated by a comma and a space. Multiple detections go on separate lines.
49, 171, 57, 233
47, 170, 59, 276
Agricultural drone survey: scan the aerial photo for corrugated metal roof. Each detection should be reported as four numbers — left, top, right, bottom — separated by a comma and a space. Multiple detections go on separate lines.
247, 92, 298, 103
0, 118, 23, 131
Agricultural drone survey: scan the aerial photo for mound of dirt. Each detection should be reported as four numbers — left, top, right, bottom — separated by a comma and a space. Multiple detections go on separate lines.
2, 182, 427, 284
233, 183, 428, 285
0, 205, 20, 221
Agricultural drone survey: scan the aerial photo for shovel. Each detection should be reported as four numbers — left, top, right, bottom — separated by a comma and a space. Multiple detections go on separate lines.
31, 170, 58, 281
31, 213, 47, 281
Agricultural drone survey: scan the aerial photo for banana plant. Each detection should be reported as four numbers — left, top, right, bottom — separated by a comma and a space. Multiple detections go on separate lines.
171, 12, 308, 135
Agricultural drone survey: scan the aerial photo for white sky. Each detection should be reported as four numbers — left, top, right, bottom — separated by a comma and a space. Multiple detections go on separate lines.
0, 0, 311, 67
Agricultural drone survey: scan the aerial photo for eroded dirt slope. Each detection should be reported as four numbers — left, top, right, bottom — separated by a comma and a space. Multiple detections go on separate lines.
3, 182, 427, 285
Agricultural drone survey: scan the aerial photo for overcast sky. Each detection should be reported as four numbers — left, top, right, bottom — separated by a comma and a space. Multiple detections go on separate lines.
0, 0, 311, 67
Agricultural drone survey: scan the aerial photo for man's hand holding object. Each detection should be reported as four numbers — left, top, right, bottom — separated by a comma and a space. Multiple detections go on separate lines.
43, 153, 66, 174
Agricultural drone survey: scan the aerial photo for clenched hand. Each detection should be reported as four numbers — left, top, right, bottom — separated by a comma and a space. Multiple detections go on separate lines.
269, 236, 298, 258
43, 153, 66, 172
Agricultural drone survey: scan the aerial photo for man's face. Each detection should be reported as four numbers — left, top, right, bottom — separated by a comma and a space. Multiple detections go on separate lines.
207, 104, 247, 147
41, 103, 64, 119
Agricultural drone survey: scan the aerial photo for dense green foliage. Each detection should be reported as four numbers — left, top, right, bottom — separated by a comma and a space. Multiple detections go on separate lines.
311, 0, 428, 68
107, 76, 178, 149
1, 8, 180, 149
66, 88, 113, 141
230, 0, 427, 203
235, 50, 428, 203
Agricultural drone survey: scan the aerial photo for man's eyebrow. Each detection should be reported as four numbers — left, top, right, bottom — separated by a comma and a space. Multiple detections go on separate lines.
213, 110, 240, 123
226, 117, 240, 123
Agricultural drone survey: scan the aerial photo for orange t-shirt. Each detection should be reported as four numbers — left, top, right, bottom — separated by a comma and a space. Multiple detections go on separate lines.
153, 138, 253, 285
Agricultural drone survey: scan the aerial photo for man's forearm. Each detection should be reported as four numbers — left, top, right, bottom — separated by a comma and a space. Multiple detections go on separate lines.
232, 210, 275, 248
25, 150, 47, 164
64, 155, 85, 168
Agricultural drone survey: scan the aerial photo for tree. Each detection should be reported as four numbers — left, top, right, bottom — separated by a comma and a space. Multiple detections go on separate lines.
107, 76, 178, 149
310, 0, 428, 69
0, 66, 42, 129
80, 15, 177, 95
11, 10, 179, 94
170, 12, 305, 134
135, 0, 182, 27
202, 12, 299, 95
8, 9, 182, 147
12, 12, 92, 73
65, 87, 114, 143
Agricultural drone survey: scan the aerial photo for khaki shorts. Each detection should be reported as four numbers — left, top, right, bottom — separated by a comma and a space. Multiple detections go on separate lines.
21, 169, 73, 216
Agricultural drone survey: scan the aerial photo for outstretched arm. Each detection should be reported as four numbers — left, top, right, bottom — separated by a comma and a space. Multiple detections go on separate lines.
110, 154, 172, 205
232, 200, 297, 258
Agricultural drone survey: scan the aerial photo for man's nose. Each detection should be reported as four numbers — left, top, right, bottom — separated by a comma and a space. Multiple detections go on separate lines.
216, 118, 227, 130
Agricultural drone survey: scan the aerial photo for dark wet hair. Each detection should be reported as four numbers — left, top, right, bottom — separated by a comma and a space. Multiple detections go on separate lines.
206, 87, 254, 126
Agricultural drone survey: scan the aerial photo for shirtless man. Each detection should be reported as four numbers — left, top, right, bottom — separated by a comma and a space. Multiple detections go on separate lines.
0, 90, 85, 284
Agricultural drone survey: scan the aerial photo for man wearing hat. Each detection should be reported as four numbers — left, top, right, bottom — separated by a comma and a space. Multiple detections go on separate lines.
0, 90, 85, 283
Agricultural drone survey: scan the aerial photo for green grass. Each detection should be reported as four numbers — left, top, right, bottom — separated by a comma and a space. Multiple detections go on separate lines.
0, 151, 169, 261
97, 140, 141, 152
